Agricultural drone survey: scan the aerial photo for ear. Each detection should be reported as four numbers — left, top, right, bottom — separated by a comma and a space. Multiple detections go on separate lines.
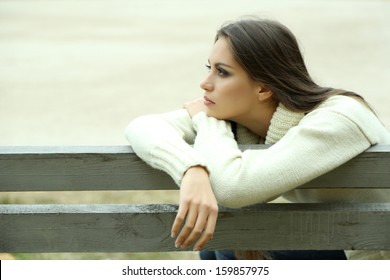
256, 85, 273, 102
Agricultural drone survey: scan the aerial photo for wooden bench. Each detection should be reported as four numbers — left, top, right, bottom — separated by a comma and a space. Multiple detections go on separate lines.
0, 145, 389, 253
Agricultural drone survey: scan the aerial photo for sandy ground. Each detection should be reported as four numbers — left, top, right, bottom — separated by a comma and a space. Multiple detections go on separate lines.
0, 0, 389, 147
0, 0, 389, 259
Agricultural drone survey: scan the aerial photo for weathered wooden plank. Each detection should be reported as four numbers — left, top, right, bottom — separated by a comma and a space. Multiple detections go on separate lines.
1, 145, 390, 192
0, 146, 175, 191
1, 203, 389, 252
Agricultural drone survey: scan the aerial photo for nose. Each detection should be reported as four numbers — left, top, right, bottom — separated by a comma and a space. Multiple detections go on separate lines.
200, 75, 213, 92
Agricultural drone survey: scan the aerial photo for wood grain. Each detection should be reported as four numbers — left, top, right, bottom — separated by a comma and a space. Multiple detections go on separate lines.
1, 145, 389, 253
1, 145, 389, 191
1, 203, 389, 252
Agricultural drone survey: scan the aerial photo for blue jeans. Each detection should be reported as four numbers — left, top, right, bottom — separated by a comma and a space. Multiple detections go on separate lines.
200, 250, 237, 260
200, 250, 347, 260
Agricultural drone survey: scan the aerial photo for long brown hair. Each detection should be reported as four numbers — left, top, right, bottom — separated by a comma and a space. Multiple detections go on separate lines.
216, 17, 367, 112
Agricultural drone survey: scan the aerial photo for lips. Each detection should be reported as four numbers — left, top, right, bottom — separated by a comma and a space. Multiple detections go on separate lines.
204, 96, 215, 104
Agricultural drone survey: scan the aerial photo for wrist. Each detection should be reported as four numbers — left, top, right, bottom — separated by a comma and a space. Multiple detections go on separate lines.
184, 165, 209, 176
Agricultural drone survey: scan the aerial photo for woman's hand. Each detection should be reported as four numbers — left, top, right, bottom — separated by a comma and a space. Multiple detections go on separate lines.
171, 166, 218, 251
183, 97, 207, 118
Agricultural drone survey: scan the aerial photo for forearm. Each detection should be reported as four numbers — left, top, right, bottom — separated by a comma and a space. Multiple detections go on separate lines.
192, 112, 371, 208
125, 109, 207, 185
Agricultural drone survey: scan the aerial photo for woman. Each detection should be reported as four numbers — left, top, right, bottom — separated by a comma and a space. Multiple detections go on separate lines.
125, 17, 390, 259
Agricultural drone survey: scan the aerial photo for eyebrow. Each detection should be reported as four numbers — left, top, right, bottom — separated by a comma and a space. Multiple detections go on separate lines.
208, 60, 234, 69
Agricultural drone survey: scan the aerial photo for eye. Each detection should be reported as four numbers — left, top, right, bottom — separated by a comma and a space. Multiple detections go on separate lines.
216, 67, 229, 77
205, 64, 229, 77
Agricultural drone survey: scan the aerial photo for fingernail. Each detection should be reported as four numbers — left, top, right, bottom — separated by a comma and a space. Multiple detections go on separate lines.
175, 242, 181, 248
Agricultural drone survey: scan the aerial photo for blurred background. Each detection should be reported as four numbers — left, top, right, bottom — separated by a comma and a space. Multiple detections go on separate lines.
0, 0, 389, 259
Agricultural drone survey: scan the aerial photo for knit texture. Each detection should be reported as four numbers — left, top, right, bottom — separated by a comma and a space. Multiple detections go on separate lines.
191, 97, 390, 206
125, 95, 390, 259
265, 103, 305, 144
125, 110, 207, 184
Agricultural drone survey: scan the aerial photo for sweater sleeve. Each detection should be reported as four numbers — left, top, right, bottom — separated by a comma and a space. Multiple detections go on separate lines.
125, 109, 207, 185
191, 110, 372, 208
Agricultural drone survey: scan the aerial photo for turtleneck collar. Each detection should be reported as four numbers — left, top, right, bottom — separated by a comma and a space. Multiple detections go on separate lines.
265, 103, 305, 144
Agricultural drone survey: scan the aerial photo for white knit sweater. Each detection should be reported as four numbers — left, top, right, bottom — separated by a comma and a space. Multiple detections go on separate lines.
125, 95, 390, 259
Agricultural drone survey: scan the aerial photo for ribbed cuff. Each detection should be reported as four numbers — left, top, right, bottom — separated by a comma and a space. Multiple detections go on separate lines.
151, 141, 208, 185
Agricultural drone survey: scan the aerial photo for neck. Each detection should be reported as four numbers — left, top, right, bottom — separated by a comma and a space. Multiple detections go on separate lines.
230, 101, 278, 138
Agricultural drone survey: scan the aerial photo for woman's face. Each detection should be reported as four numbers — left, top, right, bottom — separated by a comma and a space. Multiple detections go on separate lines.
200, 37, 262, 122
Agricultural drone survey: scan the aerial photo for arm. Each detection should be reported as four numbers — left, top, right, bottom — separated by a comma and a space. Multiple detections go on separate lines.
191, 109, 372, 208
125, 109, 207, 185
171, 165, 218, 251
125, 109, 217, 250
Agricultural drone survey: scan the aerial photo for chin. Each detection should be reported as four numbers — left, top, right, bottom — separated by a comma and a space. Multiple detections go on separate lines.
205, 110, 218, 119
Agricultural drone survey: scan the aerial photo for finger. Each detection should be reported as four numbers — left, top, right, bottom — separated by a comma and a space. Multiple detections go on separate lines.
175, 205, 199, 247
171, 202, 188, 239
193, 217, 216, 251
181, 208, 208, 248
183, 98, 200, 108
182, 102, 190, 109
193, 208, 218, 251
